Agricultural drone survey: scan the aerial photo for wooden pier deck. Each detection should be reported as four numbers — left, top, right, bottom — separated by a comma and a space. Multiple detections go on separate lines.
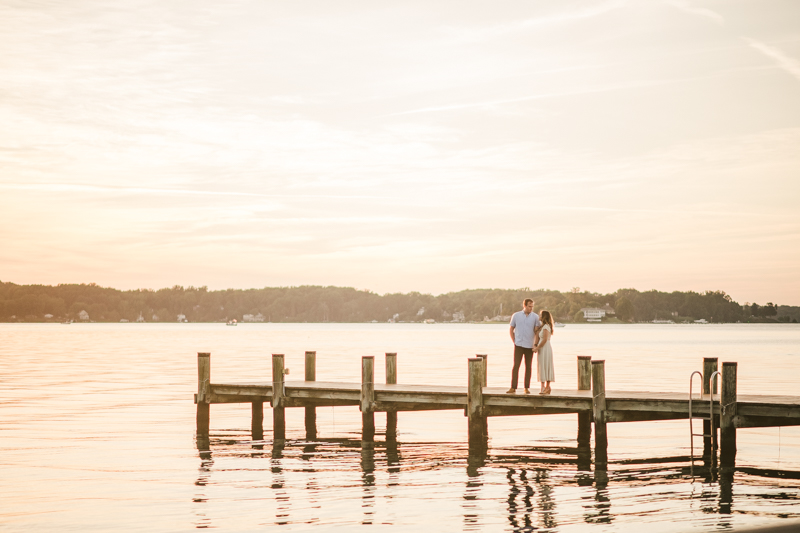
194, 352, 800, 470
204, 381, 800, 423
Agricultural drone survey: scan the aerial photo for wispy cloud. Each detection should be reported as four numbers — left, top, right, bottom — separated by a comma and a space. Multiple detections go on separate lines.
444, 0, 627, 43
382, 75, 706, 117
665, 0, 724, 25
745, 38, 800, 82
0, 183, 389, 200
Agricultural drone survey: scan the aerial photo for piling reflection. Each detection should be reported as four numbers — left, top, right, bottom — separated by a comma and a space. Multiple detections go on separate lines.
464, 440, 489, 528
190, 428, 800, 529
271, 440, 290, 526
718, 466, 734, 515
193, 435, 213, 529
463, 460, 483, 531
302, 443, 317, 462
361, 441, 376, 525
584, 484, 612, 525
386, 438, 401, 474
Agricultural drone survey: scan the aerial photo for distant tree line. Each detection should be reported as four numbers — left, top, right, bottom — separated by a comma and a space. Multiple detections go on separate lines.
0, 281, 796, 324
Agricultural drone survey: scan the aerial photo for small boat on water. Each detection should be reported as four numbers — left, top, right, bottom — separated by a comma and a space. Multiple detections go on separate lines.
226, 319, 238, 326
62, 319, 73, 325
555, 322, 565, 327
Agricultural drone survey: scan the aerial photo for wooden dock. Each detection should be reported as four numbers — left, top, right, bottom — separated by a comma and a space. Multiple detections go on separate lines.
194, 352, 800, 470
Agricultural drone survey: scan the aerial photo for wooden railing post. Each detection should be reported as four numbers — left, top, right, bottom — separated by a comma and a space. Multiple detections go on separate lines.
386, 353, 397, 385
468, 358, 487, 448
385, 353, 397, 441
578, 356, 592, 391
196, 352, 211, 435
703, 357, 719, 396
305, 351, 317, 440
591, 360, 608, 468
720, 361, 737, 467
272, 354, 286, 441
476, 354, 488, 386
361, 356, 375, 442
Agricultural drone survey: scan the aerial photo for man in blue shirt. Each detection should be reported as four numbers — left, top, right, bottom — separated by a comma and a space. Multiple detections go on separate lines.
508, 298, 542, 394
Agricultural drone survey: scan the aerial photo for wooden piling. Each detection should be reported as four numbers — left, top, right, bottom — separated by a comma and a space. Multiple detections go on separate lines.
467, 358, 487, 447
702, 357, 718, 462
577, 356, 593, 464
272, 354, 286, 441
196, 352, 211, 435
361, 356, 375, 442
592, 360, 608, 467
476, 354, 488, 387
578, 356, 592, 391
703, 357, 719, 396
386, 352, 397, 385
720, 361, 737, 467
385, 353, 397, 441
305, 351, 317, 440
251, 401, 263, 441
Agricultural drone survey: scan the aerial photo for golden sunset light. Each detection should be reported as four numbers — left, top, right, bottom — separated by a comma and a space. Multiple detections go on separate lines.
1, 0, 799, 302
3, 3, 800, 531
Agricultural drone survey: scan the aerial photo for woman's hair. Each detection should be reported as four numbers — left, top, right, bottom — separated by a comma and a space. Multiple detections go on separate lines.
540, 310, 554, 335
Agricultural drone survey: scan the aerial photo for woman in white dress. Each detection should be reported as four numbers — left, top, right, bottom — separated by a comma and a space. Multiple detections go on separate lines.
535, 310, 555, 394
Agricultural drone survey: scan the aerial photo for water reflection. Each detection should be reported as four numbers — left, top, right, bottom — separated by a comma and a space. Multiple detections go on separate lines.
361, 442, 376, 525
506, 468, 535, 532
193, 436, 214, 529
192, 431, 800, 529
270, 441, 291, 526
463, 469, 482, 531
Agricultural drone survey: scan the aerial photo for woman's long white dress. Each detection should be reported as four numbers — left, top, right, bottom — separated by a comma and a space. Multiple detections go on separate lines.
537, 324, 555, 383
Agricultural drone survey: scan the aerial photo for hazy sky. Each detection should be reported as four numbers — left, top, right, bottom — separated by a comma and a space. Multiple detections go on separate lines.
1, 0, 799, 304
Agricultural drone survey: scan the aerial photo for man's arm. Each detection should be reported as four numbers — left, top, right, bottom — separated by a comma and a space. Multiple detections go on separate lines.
509, 325, 516, 344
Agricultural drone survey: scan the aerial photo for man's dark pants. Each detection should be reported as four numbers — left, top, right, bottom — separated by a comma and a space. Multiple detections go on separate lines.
511, 345, 534, 389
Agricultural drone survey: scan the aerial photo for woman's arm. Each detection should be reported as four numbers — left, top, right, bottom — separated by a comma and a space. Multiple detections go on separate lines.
537, 327, 550, 350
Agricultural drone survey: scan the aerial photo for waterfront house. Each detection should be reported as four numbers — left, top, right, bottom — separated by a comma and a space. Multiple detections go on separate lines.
580, 307, 606, 322
243, 313, 266, 322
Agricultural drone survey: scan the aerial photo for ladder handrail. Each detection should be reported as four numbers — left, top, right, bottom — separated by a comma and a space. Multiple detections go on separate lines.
708, 370, 721, 454
689, 371, 704, 467
689, 369, 722, 478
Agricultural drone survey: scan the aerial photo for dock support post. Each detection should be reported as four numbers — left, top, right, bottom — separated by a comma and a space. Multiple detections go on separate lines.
577, 356, 592, 471
251, 401, 263, 441
272, 354, 286, 441
592, 360, 608, 469
468, 358, 487, 449
361, 356, 375, 442
702, 357, 718, 463
305, 351, 317, 440
720, 361, 737, 468
385, 353, 397, 441
476, 354, 488, 387
196, 352, 211, 436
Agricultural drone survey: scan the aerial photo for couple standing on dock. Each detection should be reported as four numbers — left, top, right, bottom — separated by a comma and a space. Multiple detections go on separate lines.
508, 298, 555, 395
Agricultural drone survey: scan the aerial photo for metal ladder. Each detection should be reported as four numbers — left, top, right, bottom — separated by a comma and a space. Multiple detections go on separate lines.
689, 370, 720, 476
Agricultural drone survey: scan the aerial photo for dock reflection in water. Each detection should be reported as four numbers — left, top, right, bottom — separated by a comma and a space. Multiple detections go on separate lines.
193, 429, 800, 531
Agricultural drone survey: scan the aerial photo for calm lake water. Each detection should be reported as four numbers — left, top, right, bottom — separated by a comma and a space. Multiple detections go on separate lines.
1, 323, 799, 531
